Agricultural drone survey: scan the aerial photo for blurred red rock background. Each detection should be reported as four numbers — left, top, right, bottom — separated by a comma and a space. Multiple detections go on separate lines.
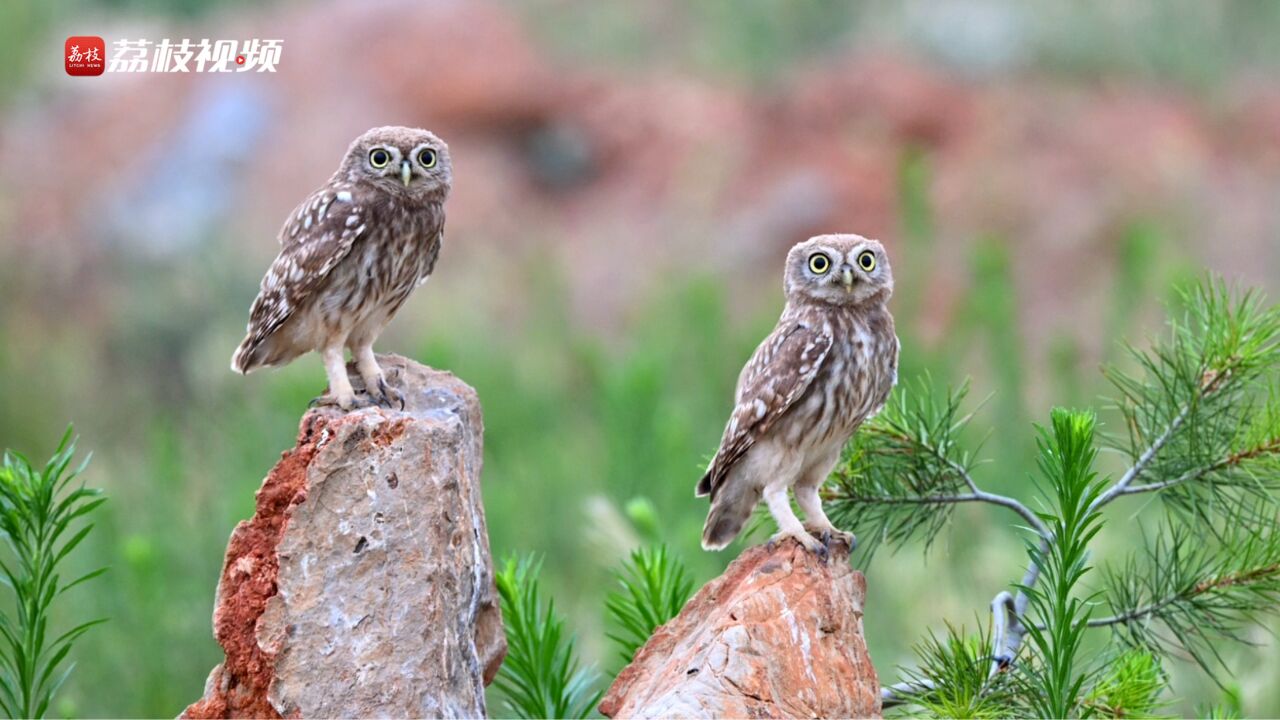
6, 2, 1280, 370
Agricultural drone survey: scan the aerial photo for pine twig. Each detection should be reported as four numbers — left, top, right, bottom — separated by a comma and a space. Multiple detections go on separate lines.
1092, 404, 1192, 509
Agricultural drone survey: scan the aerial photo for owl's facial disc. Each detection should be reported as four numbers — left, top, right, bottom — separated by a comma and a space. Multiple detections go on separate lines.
342, 129, 452, 203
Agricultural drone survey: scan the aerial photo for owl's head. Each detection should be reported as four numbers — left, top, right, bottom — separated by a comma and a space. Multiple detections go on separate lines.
784, 234, 893, 306
340, 126, 452, 201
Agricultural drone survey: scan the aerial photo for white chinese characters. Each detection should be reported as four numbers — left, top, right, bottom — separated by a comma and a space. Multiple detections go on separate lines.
104, 39, 283, 73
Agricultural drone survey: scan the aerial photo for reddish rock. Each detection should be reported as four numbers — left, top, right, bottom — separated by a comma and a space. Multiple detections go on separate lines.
600, 540, 880, 719
183, 355, 505, 718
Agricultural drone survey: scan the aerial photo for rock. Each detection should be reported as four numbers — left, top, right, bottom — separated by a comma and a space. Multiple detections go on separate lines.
599, 540, 880, 719
183, 355, 505, 719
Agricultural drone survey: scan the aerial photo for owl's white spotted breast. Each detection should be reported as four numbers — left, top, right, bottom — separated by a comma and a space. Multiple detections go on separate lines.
702, 299, 898, 497
775, 303, 898, 449
236, 183, 444, 365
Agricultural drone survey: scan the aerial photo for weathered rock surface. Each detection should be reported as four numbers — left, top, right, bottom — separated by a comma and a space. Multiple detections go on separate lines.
600, 540, 880, 719
184, 355, 505, 719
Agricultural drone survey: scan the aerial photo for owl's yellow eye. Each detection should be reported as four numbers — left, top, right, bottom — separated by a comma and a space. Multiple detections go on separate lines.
808, 253, 831, 274
369, 149, 391, 168
418, 149, 437, 168
857, 251, 877, 271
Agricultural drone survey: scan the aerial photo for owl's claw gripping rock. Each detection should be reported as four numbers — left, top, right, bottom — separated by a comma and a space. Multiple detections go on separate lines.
805, 522, 856, 553
310, 393, 366, 412
771, 529, 829, 561
376, 377, 406, 410
309, 394, 339, 409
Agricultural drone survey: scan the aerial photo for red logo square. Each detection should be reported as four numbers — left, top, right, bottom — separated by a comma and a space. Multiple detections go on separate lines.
65, 36, 106, 76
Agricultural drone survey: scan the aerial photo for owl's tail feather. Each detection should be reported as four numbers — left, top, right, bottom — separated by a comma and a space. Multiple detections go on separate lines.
701, 483, 759, 551
231, 338, 260, 374
695, 472, 712, 497
231, 334, 286, 374
232, 330, 304, 374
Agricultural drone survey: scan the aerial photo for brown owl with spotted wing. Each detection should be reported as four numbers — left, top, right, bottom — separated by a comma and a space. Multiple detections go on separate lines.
231, 126, 451, 409
698, 234, 899, 557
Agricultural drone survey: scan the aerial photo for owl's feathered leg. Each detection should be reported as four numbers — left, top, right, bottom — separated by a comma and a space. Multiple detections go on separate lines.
354, 345, 404, 409
763, 479, 828, 559
795, 483, 856, 550
320, 344, 358, 411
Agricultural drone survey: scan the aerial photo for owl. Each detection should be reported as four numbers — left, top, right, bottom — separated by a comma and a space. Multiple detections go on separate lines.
698, 234, 899, 557
231, 126, 452, 410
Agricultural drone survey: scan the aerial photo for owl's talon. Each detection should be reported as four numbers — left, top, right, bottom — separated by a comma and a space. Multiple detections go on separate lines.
377, 377, 406, 410
805, 522, 855, 552
310, 393, 361, 411
770, 529, 827, 557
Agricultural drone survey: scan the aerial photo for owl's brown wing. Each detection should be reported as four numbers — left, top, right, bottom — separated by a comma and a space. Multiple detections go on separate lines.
231, 186, 370, 371
696, 322, 833, 499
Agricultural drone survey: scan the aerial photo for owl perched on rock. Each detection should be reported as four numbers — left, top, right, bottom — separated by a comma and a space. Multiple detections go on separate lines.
698, 234, 899, 558
231, 126, 451, 410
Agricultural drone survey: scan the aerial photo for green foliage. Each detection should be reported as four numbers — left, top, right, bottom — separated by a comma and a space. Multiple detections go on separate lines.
0, 429, 106, 719
967, 239, 1028, 454
1199, 686, 1244, 719
493, 555, 601, 720
837, 277, 1280, 717
826, 377, 984, 560
1102, 279, 1280, 519
1083, 650, 1168, 719
1092, 279, 1280, 680
1101, 520, 1280, 676
604, 545, 694, 666
892, 622, 1022, 719
622, 498, 662, 543
1020, 409, 1106, 718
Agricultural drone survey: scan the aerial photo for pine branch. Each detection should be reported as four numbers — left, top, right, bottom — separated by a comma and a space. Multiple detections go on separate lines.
1116, 437, 1280, 496
1097, 279, 1280, 517
886, 621, 1024, 718
1092, 403, 1191, 508
1098, 520, 1280, 677
858, 278, 1280, 713
1080, 650, 1168, 718
1005, 278, 1280, 666
492, 555, 602, 720
604, 545, 694, 667
1017, 409, 1107, 719
825, 378, 1050, 560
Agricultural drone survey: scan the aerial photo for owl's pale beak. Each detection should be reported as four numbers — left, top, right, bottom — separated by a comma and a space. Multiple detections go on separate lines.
840, 266, 854, 289
400, 160, 413, 187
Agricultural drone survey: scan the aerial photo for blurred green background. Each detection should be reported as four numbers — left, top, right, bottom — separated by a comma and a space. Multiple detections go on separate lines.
1, 0, 1279, 717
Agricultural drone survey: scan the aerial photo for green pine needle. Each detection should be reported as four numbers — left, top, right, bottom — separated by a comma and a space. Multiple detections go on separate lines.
1100, 518, 1280, 679
824, 376, 985, 562
1019, 408, 1107, 719
892, 622, 1023, 719
604, 545, 694, 667
0, 427, 107, 720
492, 555, 602, 720
1082, 650, 1169, 719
